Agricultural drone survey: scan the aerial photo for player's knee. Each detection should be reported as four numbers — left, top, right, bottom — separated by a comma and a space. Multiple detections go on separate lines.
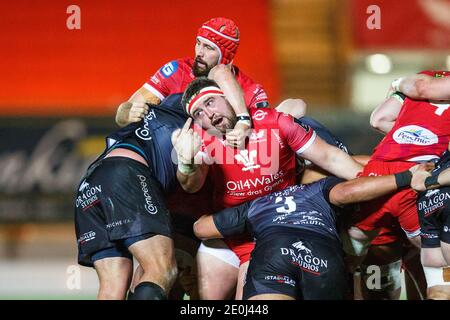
140, 258, 178, 290
361, 260, 402, 293
128, 281, 167, 300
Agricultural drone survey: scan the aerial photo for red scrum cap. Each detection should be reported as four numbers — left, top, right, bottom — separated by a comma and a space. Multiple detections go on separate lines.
419, 70, 450, 77
197, 17, 240, 65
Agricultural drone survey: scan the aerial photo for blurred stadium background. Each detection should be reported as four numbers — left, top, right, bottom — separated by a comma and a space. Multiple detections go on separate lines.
0, 0, 449, 299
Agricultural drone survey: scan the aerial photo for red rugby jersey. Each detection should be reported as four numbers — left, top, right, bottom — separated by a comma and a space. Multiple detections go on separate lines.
143, 57, 268, 108
371, 71, 450, 162
200, 108, 316, 209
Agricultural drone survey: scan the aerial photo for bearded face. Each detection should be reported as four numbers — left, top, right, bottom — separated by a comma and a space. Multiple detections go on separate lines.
191, 96, 237, 136
193, 38, 221, 77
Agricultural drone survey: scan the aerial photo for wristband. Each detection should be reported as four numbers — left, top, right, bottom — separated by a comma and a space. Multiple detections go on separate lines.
424, 175, 440, 189
236, 114, 251, 122
390, 92, 406, 104
394, 170, 412, 188
236, 114, 251, 127
178, 162, 197, 175
391, 78, 404, 92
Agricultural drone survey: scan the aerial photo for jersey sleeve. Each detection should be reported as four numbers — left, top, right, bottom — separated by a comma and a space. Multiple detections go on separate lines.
212, 201, 251, 238
277, 112, 317, 155
321, 176, 345, 203
244, 83, 270, 109
143, 60, 181, 100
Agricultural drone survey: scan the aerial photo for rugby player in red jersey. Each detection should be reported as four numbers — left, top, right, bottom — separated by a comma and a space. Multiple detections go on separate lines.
172, 77, 363, 299
115, 17, 270, 148
348, 71, 450, 299
114, 17, 270, 298
113, 17, 308, 298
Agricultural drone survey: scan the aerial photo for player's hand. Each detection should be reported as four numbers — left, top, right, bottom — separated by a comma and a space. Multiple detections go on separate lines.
171, 118, 202, 164
409, 162, 434, 174
128, 101, 149, 123
410, 163, 434, 192
225, 121, 251, 149
117, 101, 149, 126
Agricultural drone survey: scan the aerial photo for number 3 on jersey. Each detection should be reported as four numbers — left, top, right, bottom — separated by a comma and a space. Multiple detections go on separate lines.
275, 196, 296, 214
430, 102, 450, 116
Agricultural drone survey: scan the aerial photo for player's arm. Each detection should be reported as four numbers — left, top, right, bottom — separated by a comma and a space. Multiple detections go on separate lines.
411, 165, 450, 192
172, 118, 209, 193
116, 61, 177, 127
279, 113, 363, 180
394, 74, 450, 100
193, 202, 250, 240
275, 98, 307, 119
300, 136, 363, 180
115, 87, 161, 127
176, 163, 209, 193
329, 163, 433, 207
369, 95, 404, 134
193, 215, 222, 240
209, 64, 249, 119
209, 64, 251, 149
299, 155, 369, 184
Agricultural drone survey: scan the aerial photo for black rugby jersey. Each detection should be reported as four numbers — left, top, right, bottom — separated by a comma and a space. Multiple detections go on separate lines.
296, 117, 350, 154
213, 177, 344, 241
97, 94, 188, 192
417, 150, 450, 218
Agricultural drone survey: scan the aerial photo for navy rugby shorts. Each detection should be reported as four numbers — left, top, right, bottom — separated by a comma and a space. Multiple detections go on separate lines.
74, 157, 172, 267
243, 231, 347, 300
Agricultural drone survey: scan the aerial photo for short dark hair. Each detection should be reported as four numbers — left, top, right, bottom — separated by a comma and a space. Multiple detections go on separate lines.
182, 77, 220, 114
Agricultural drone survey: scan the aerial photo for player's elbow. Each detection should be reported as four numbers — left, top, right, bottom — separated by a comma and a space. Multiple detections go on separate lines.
369, 110, 385, 131
192, 220, 204, 240
276, 99, 307, 119
415, 79, 432, 99
331, 183, 359, 206
193, 217, 210, 240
